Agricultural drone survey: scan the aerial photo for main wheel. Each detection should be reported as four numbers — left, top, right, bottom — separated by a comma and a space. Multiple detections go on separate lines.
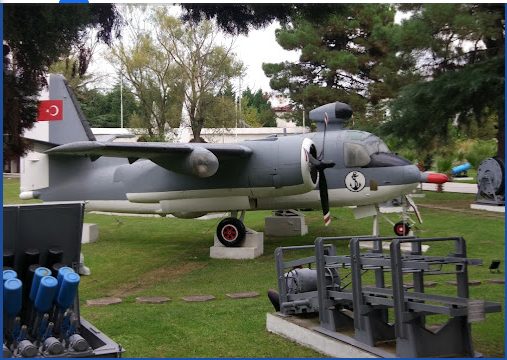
394, 221, 410, 236
217, 217, 246, 247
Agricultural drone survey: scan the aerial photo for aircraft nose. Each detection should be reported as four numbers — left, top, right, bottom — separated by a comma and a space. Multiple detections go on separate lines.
420, 172, 449, 184
404, 165, 423, 184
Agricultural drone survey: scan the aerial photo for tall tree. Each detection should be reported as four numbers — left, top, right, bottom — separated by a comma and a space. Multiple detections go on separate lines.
262, 4, 398, 121
154, 8, 244, 142
108, 6, 243, 141
3, 4, 122, 159
383, 4, 505, 155
105, 5, 184, 139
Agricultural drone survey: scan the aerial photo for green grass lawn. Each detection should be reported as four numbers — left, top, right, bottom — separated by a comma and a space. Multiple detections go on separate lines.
3, 178, 505, 357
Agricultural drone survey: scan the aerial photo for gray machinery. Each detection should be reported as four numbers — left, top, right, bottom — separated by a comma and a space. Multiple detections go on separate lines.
3, 202, 124, 358
274, 235, 502, 358
475, 156, 505, 206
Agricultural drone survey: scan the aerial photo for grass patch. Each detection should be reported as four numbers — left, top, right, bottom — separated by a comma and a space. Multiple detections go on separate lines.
3, 178, 505, 357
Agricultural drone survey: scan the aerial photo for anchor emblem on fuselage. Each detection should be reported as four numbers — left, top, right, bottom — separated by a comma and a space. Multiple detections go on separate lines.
345, 171, 366, 192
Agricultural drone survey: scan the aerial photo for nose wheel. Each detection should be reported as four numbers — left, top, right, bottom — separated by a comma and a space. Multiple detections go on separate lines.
216, 217, 246, 247
394, 221, 411, 236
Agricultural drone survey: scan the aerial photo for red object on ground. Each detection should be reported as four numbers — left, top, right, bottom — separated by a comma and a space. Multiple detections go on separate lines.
427, 173, 449, 184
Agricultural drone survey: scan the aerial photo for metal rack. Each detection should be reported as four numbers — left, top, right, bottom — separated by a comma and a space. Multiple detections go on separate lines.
274, 235, 502, 358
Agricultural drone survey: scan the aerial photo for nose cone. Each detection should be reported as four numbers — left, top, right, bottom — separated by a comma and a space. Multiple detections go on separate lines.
420, 172, 449, 184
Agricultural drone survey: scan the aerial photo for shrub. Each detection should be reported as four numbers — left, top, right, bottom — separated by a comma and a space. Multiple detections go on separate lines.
435, 156, 454, 174
465, 140, 498, 169
398, 149, 417, 162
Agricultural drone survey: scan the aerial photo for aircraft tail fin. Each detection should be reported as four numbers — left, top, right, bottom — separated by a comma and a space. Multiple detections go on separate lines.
24, 74, 96, 146
20, 74, 96, 199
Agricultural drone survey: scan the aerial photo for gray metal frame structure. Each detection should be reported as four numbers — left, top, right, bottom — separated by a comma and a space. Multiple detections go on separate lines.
274, 235, 502, 358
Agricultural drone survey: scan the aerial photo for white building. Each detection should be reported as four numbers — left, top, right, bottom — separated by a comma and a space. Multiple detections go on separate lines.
92, 126, 309, 144
265, 92, 297, 128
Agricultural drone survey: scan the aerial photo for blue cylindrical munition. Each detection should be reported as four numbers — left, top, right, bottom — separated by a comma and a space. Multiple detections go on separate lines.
56, 267, 74, 297
30, 267, 52, 302
57, 272, 80, 310
4, 278, 23, 317
35, 276, 58, 314
3, 269, 17, 283
451, 163, 471, 174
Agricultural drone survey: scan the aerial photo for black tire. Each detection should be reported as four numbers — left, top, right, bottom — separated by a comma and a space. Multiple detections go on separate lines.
394, 221, 410, 236
217, 217, 246, 247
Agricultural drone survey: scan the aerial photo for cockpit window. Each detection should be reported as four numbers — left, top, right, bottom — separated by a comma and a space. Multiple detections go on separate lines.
344, 143, 371, 167
363, 135, 390, 155
344, 133, 392, 168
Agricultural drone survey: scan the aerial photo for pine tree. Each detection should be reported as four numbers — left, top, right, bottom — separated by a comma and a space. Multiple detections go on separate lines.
384, 4, 505, 155
263, 4, 398, 117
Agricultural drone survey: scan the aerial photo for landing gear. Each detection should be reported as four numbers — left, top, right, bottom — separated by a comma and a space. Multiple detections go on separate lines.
216, 217, 246, 247
394, 221, 411, 237
372, 196, 419, 237
210, 210, 264, 258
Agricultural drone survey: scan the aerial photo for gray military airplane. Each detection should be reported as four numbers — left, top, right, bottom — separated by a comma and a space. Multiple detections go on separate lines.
21, 74, 448, 246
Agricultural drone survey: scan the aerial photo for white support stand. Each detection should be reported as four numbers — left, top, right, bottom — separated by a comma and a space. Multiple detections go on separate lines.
81, 223, 99, 244
264, 210, 308, 236
210, 228, 264, 259
470, 204, 505, 213
372, 213, 380, 236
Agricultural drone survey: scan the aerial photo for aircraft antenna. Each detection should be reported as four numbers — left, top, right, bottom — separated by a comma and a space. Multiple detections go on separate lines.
319, 112, 329, 160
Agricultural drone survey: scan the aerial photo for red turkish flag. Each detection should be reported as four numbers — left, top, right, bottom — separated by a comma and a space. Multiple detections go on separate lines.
37, 100, 63, 121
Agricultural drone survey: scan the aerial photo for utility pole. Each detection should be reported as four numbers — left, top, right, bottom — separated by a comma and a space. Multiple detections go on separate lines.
236, 77, 241, 141
120, 70, 124, 129
302, 105, 306, 134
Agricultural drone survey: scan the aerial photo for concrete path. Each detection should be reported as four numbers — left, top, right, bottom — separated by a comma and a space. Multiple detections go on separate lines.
417, 182, 478, 194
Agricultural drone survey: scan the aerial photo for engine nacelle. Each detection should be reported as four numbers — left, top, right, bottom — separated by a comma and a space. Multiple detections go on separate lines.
152, 147, 219, 178
244, 136, 319, 198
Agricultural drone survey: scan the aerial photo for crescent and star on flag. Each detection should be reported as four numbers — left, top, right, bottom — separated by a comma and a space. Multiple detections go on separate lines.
37, 100, 64, 121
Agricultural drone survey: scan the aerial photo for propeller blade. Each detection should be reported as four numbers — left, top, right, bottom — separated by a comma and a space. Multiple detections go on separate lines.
308, 153, 335, 226
319, 170, 331, 226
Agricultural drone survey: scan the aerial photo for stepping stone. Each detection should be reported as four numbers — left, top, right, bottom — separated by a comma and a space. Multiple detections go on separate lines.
181, 295, 215, 302
226, 292, 260, 299
445, 280, 482, 286
404, 281, 438, 288
486, 278, 505, 284
135, 296, 171, 304
86, 297, 122, 307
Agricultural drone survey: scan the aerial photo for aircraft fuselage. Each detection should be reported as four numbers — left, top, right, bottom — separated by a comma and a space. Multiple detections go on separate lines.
30, 129, 421, 216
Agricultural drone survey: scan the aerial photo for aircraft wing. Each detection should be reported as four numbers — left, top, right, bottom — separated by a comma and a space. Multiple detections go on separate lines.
46, 141, 252, 178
